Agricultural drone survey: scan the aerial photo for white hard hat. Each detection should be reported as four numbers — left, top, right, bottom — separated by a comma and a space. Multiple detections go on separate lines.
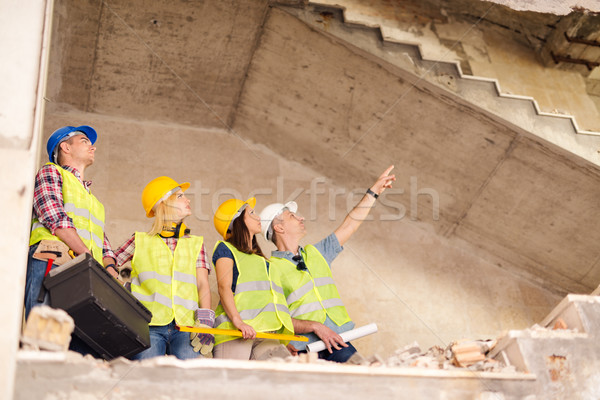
259, 201, 298, 241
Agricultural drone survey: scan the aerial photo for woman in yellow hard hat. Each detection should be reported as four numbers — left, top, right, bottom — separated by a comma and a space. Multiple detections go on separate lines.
212, 197, 294, 360
114, 176, 213, 360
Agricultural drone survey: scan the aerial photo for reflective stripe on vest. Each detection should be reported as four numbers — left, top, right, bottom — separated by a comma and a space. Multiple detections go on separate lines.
213, 241, 294, 345
131, 233, 202, 326
286, 277, 335, 304
271, 244, 351, 326
291, 298, 345, 318
29, 163, 105, 264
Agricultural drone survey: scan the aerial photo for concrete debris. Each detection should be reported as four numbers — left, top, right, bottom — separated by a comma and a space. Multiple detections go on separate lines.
552, 318, 568, 330
346, 352, 369, 366
297, 352, 320, 364
254, 344, 292, 361
526, 324, 580, 338
451, 339, 497, 367
271, 353, 328, 364
384, 339, 515, 373
394, 341, 422, 361
366, 353, 385, 367
21, 305, 74, 352
108, 356, 134, 366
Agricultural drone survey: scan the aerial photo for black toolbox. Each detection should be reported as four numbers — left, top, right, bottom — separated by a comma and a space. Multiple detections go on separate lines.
43, 253, 152, 360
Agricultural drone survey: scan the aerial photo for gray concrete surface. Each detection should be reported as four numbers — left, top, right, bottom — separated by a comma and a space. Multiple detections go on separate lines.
0, 1, 51, 399
6, 0, 600, 397
14, 352, 537, 400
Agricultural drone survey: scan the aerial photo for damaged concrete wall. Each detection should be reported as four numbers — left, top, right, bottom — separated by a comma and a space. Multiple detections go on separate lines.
234, 7, 600, 293
0, 1, 51, 399
46, 0, 270, 128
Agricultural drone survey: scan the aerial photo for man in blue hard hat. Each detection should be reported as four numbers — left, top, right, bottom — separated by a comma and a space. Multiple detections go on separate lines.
25, 125, 118, 327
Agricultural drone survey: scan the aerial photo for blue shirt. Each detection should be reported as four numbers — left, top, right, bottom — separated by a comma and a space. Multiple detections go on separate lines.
212, 241, 269, 293
271, 232, 343, 266
271, 233, 354, 350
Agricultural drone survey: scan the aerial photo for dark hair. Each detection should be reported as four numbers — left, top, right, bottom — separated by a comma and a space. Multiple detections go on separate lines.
227, 208, 265, 257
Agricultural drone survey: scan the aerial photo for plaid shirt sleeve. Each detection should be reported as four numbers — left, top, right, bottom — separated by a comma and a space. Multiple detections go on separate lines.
103, 234, 116, 262
197, 243, 210, 273
114, 235, 136, 267
32, 164, 75, 233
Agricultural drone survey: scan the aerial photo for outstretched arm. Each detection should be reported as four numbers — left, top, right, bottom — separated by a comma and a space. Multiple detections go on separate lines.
334, 165, 395, 246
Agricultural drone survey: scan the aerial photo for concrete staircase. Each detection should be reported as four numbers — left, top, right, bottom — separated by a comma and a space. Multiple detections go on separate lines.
279, 3, 600, 167
489, 294, 600, 398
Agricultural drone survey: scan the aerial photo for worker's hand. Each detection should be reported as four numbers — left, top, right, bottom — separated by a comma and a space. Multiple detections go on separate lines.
286, 344, 299, 356
233, 320, 256, 340
106, 265, 119, 279
370, 165, 395, 196
190, 309, 215, 355
312, 322, 348, 353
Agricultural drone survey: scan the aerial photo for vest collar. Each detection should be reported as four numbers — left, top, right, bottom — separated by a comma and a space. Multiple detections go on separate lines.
59, 164, 92, 189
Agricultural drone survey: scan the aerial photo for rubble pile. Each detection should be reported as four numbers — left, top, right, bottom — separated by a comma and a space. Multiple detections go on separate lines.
383, 340, 517, 373
21, 305, 74, 352
266, 338, 517, 372
526, 319, 579, 337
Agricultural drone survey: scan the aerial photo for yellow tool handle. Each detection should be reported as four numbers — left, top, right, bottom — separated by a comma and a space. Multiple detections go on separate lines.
177, 325, 308, 342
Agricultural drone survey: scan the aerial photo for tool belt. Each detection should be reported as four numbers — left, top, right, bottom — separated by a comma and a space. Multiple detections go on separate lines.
34, 240, 74, 303
33, 240, 73, 265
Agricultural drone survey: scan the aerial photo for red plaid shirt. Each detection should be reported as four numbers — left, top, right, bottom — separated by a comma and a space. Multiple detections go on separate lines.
32, 163, 116, 260
115, 234, 210, 272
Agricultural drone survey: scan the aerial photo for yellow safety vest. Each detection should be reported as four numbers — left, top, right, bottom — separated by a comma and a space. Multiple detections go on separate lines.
131, 233, 202, 326
30, 163, 105, 264
270, 245, 351, 326
213, 241, 294, 345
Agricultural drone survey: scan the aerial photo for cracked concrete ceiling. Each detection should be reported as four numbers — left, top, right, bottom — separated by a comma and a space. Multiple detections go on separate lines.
45, 0, 600, 294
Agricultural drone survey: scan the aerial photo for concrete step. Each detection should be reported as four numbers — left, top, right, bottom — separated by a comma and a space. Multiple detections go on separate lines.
540, 294, 600, 336
280, 3, 600, 166
489, 328, 596, 398
488, 295, 600, 398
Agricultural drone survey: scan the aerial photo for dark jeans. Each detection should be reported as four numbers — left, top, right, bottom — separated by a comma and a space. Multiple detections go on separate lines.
299, 342, 357, 363
131, 321, 199, 360
318, 342, 357, 363
24, 243, 48, 320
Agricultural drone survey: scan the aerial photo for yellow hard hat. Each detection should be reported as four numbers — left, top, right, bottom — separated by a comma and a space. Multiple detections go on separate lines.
214, 197, 256, 239
142, 176, 190, 218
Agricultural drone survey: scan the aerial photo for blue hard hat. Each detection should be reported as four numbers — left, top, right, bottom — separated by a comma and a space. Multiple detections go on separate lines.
46, 125, 97, 163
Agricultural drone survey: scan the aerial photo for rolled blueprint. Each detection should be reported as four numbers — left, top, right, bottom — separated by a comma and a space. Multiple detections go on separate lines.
306, 323, 378, 353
